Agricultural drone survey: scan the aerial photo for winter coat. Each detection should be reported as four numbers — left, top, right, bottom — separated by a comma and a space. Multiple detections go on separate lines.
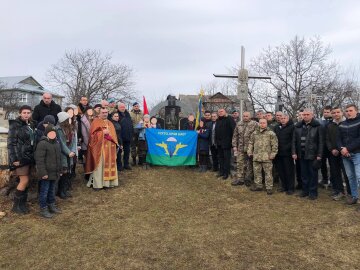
337, 113, 360, 153
35, 136, 62, 180
292, 119, 323, 160
267, 120, 278, 131
130, 109, 144, 127
197, 127, 210, 152
248, 127, 278, 162
326, 120, 342, 152
77, 103, 88, 116
55, 126, 77, 170
7, 117, 37, 170
183, 121, 195, 131
111, 119, 123, 146
274, 119, 294, 156
32, 100, 62, 124
36, 121, 46, 143
232, 120, 258, 153
215, 115, 236, 149
77, 103, 89, 140
80, 115, 91, 151
119, 110, 133, 142
135, 122, 150, 141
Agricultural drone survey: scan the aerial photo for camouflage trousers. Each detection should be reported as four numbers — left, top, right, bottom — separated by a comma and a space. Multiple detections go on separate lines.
253, 161, 273, 190
236, 152, 254, 184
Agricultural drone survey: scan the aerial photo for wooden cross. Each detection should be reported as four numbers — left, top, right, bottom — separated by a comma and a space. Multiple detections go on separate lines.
299, 91, 322, 110
213, 46, 271, 119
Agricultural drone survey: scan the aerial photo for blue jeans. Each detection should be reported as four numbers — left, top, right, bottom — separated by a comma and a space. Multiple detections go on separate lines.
342, 153, 360, 199
300, 159, 318, 197
39, 180, 56, 209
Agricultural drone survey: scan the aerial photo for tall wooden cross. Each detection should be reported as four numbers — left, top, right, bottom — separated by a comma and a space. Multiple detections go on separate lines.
213, 46, 271, 119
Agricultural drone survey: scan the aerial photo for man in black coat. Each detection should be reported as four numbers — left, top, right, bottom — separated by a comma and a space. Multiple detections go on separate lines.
209, 112, 219, 171
326, 107, 350, 200
215, 108, 236, 179
32, 93, 62, 124
292, 109, 323, 200
274, 114, 295, 195
117, 102, 133, 170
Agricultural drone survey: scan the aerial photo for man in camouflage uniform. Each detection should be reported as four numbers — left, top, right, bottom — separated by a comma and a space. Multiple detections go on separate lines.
130, 102, 144, 165
248, 118, 278, 195
232, 111, 258, 186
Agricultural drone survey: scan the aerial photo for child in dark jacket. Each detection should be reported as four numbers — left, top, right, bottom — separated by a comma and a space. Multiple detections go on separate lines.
35, 125, 63, 218
197, 120, 210, 172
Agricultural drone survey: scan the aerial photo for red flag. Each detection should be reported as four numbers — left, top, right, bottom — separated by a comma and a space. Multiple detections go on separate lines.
143, 96, 149, 115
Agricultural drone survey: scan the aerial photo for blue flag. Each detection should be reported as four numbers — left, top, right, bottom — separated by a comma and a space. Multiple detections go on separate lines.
146, 129, 197, 166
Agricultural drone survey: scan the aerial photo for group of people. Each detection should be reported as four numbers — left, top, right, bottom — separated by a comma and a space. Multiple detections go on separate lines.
201, 105, 359, 213
6, 91, 360, 218
6, 93, 151, 218
179, 104, 359, 213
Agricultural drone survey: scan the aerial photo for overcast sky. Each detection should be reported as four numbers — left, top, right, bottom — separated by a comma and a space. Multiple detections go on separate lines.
1, 0, 359, 104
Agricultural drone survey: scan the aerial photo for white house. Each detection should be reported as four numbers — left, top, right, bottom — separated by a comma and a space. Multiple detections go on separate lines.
0, 76, 64, 126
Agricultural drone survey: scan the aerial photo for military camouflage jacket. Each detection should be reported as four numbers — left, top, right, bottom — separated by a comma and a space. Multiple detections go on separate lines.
130, 109, 144, 127
247, 127, 278, 162
232, 120, 258, 153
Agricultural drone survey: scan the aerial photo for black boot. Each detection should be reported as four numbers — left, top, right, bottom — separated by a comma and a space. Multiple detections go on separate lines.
64, 175, 72, 198
12, 190, 26, 214
132, 157, 137, 166
20, 188, 30, 214
57, 176, 67, 199
40, 207, 54, 218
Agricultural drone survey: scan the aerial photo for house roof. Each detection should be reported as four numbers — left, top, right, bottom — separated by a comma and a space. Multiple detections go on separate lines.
0, 76, 64, 98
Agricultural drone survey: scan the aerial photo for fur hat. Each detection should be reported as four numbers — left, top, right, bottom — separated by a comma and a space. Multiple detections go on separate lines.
57, 112, 70, 124
132, 102, 139, 106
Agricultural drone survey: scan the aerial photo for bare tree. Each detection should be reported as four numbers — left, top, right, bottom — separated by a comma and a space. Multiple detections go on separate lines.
203, 77, 237, 97
250, 36, 339, 117
47, 49, 136, 105
0, 82, 23, 119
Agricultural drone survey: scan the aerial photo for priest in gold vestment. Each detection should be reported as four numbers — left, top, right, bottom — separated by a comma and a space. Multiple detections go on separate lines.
85, 107, 118, 189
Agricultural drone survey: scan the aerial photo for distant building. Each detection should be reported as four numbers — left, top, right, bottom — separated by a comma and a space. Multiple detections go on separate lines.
150, 92, 254, 124
179, 92, 254, 114
0, 76, 64, 125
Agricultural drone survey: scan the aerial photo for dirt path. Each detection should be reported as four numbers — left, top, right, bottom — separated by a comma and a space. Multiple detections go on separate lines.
1, 166, 360, 269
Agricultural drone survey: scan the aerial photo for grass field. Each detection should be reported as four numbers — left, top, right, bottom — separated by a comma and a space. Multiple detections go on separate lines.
1, 166, 360, 270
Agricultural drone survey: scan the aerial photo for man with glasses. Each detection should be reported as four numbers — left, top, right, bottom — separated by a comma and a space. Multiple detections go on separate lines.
338, 104, 360, 210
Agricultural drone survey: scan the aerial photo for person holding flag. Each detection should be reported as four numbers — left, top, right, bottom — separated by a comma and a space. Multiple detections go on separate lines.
195, 89, 204, 129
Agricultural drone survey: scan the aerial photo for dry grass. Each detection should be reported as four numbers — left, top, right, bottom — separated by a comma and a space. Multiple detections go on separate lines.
1, 166, 360, 270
